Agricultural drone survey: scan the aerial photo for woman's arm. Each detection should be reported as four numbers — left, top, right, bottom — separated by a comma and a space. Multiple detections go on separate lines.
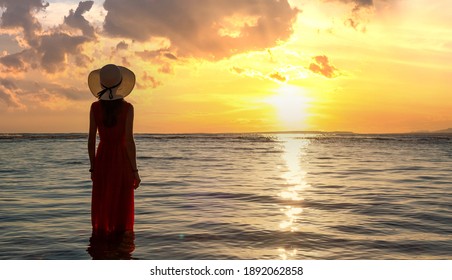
88, 103, 97, 180
125, 103, 141, 189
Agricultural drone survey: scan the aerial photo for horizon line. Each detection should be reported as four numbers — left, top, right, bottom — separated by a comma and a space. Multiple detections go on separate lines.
1, 129, 451, 135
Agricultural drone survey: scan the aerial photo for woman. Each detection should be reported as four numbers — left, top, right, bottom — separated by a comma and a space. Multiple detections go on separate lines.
87, 64, 141, 238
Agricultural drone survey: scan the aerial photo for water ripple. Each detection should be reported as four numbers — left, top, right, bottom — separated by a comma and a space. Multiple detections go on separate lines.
1, 133, 451, 259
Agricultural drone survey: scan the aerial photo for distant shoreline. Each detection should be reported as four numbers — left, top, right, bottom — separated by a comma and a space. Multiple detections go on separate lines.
1, 130, 452, 136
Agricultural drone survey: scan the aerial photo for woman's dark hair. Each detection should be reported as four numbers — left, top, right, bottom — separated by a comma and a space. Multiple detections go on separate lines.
100, 98, 124, 127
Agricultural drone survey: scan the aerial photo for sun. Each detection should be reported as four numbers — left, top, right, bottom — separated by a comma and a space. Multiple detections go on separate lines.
264, 85, 311, 131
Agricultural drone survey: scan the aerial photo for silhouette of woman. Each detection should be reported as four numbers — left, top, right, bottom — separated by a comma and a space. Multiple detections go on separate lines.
87, 64, 141, 246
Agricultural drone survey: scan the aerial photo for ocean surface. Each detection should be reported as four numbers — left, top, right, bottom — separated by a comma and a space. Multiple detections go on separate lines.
0, 133, 451, 259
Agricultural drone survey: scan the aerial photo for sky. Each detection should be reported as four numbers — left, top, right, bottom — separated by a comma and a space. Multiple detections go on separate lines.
0, 0, 451, 133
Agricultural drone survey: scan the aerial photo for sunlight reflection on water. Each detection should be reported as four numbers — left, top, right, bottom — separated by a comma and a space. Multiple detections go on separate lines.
1, 133, 452, 259
277, 135, 311, 235
274, 135, 314, 259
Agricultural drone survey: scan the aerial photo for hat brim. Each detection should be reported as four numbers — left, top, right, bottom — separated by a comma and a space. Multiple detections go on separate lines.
88, 66, 135, 100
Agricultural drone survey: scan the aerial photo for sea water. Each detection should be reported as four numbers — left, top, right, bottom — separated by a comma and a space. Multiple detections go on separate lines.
0, 133, 451, 259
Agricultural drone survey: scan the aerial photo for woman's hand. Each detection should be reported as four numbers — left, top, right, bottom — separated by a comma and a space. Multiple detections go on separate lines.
133, 171, 141, 190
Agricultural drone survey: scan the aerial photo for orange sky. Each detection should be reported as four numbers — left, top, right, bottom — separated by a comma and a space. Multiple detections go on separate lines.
0, 0, 451, 133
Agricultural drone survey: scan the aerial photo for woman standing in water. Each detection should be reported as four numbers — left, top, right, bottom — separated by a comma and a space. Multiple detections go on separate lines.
87, 64, 141, 240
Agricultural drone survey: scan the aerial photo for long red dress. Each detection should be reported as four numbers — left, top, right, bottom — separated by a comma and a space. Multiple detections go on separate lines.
91, 100, 135, 236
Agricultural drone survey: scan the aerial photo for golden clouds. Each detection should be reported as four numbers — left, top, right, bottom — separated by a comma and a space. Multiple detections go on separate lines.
103, 0, 299, 59
308, 55, 338, 78
0, 78, 25, 109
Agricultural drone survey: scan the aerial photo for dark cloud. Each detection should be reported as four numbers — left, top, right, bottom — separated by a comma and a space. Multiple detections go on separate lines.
325, 0, 379, 31
75, 52, 93, 68
352, 0, 373, 9
64, 1, 95, 38
39, 33, 90, 72
0, 77, 17, 90
351, 0, 373, 6
0, 0, 49, 47
164, 53, 177, 60
116, 40, 129, 51
0, 51, 29, 71
0, 0, 96, 73
110, 41, 129, 61
103, 0, 299, 60
0, 49, 38, 72
309, 55, 338, 78
330, 0, 373, 10
40, 1, 96, 72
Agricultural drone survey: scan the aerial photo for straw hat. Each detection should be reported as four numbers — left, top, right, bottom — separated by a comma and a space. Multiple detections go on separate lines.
88, 64, 135, 100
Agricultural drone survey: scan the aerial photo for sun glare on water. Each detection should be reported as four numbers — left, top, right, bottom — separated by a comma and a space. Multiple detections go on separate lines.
265, 85, 311, 131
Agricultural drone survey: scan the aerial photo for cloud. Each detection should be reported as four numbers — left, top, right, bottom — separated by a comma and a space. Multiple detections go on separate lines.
351, 0, 373, 8
63, 1, 95, 38
137, 71, 161, 89
0, 77, 16, 90
39, 33, 91, 72
0, 78, 25, 109
0, 50, 36, 72
158, 63, 173, 74
135, 48, 176, 74
231, 66, 267, 81
231, 66, 292, 84
230, 49, 310, 83
103, 0, 299, 60
308, 55, 338, 78
109, 40, 129, 61
269, 72, 287, 83
164, 53, 177, 60
330, 0, 373, 11
232, 67, 245, 74
31, 81, 90, 101
136, 50, 177, 61
116, 40, 129, 51
0, 0, 49, 47
135, 49, 163, 60
345, 18, 359, 29
0, 1, 96, 73
325, 0, 383, 31
344, 17, 367, 32
121, 56, 131, 67
0, 88, 18, 107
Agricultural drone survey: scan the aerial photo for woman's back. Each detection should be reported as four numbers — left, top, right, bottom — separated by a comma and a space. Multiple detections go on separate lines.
91, 99, 135, 236
93, 99, 129, 145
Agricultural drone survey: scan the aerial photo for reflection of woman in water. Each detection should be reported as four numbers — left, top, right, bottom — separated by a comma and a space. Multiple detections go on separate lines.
87, 64, 141, 258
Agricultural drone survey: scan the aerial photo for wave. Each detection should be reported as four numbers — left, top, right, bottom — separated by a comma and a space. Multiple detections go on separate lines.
0, 133, 87, 140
